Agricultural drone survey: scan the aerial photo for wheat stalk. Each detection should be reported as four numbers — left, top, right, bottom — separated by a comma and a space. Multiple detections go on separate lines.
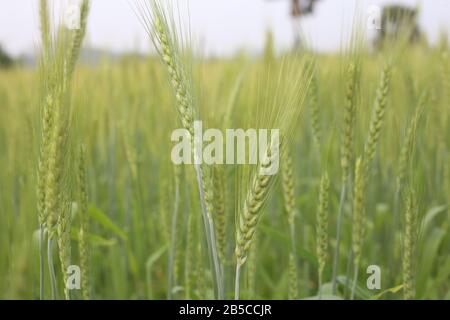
167, 165, 181, 299
36, 0, 90, 300
184, 210, 196, 299
57, 200, 71, 300
138, 1, 223, 298
288, 253, 298, 300
363, 64, 392, 174
282, 152, 296, 229
397, 98, 424, 192
403, 190, 417, 300
316, 172, 329, 299
213, 166, 227, 264
351, 157, 365, 299
282, 152, 298, 298
234, 140, 279, 299
332, 61, 359, 293
67, 0, 90, 79
37, 0, 53, 299
78, 144, 90, 300
340, 62, 358, 181
309, 73, 321, 149
39, 0, 51, 64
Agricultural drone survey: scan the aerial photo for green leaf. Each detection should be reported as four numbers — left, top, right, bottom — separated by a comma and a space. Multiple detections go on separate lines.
417, 227, 446, 296
146, 245, 168, 268
70, 228, 118, 246
337, 275, 372, 300
421, 205, 447, 235
370, 284, 403, 300
296, 247, 319, 267
88, 205, 127, 241
89, 234, 118, 247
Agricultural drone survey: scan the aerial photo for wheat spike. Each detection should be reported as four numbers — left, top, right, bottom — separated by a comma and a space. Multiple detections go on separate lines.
341, 62, 358, 181
213, 166, 227, 263
78, 144, 91, 300
316, 172, 330, 295
403, 190, 417, 300
364, 64, 392, 174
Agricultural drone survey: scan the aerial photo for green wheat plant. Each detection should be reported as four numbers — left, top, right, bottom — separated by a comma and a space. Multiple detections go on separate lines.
0, 0, 448, 302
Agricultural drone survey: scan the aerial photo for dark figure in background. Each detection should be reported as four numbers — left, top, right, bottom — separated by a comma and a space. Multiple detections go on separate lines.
375, 5, 423, 49
291, 0, 320, 17
0, 45, 14, 69
269, 0, 322, 48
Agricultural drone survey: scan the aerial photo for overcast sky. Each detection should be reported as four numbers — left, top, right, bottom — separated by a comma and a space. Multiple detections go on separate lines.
0, 0, 449, 57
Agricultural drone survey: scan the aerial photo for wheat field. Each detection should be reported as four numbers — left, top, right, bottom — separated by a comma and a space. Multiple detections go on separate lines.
0, 0, 448, 300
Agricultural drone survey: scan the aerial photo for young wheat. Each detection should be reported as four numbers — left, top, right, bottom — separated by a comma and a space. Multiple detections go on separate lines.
213, 166, 227, 264
138, 1, 223, 298
235, 139, 280, 299
363, 64, 392, 174
282, 152, 298, 299
340, 62, 358, 181
78, 144, 90, 300
351, 157, 365, 300
316, 172, 329, 299
288, 253, 298, 300
39, 0, 51, 64
332, 61, 359, 293
67, 0, 90, 79
396, 98, 424, 192
403, 190, 417, 300
309, 74, 321, 148
57, 199, 71, 300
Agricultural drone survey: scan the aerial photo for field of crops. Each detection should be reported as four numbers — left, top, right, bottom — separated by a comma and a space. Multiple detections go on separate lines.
0, 1, 448, 300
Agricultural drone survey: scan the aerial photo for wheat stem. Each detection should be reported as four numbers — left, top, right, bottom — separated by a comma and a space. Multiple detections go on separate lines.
47, 238, 57, 300
316, 172, 330, 299
78, 144, 90, 300
167, 167, 181, 299
39, 223, 45, 300
333, 62, 358, 293
350, 261, 359, 300
234, 263, 241, 300
351, 157, 364, 300
140, 2, 224, 298
403, 191, 417, 300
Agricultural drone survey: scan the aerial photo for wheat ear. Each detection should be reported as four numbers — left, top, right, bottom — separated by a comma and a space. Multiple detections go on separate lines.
57, 200, 71, 300
363, 64, 392, 174
332, 62, 359, 293
139, 1, 223, 298
39, 0, 51, 64
78, 144, 90, 299
309, 74, 321, 148
403, 190, 417, 300
37, 0, 53, 299
213, 166, 227, 264
235, 138, 280, 299
37, 94, 55, 299
67, 0, 90, 79
288, 253, 298, 300
316, 172, 329, 299
397, 99, 424, 192
282, 152, 298, 298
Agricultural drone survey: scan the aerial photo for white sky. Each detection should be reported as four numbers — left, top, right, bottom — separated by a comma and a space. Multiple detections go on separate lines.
0, 0, 449, 57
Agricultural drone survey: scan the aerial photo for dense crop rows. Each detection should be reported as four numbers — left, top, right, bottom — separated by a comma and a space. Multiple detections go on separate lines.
0, 1, 448, 300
